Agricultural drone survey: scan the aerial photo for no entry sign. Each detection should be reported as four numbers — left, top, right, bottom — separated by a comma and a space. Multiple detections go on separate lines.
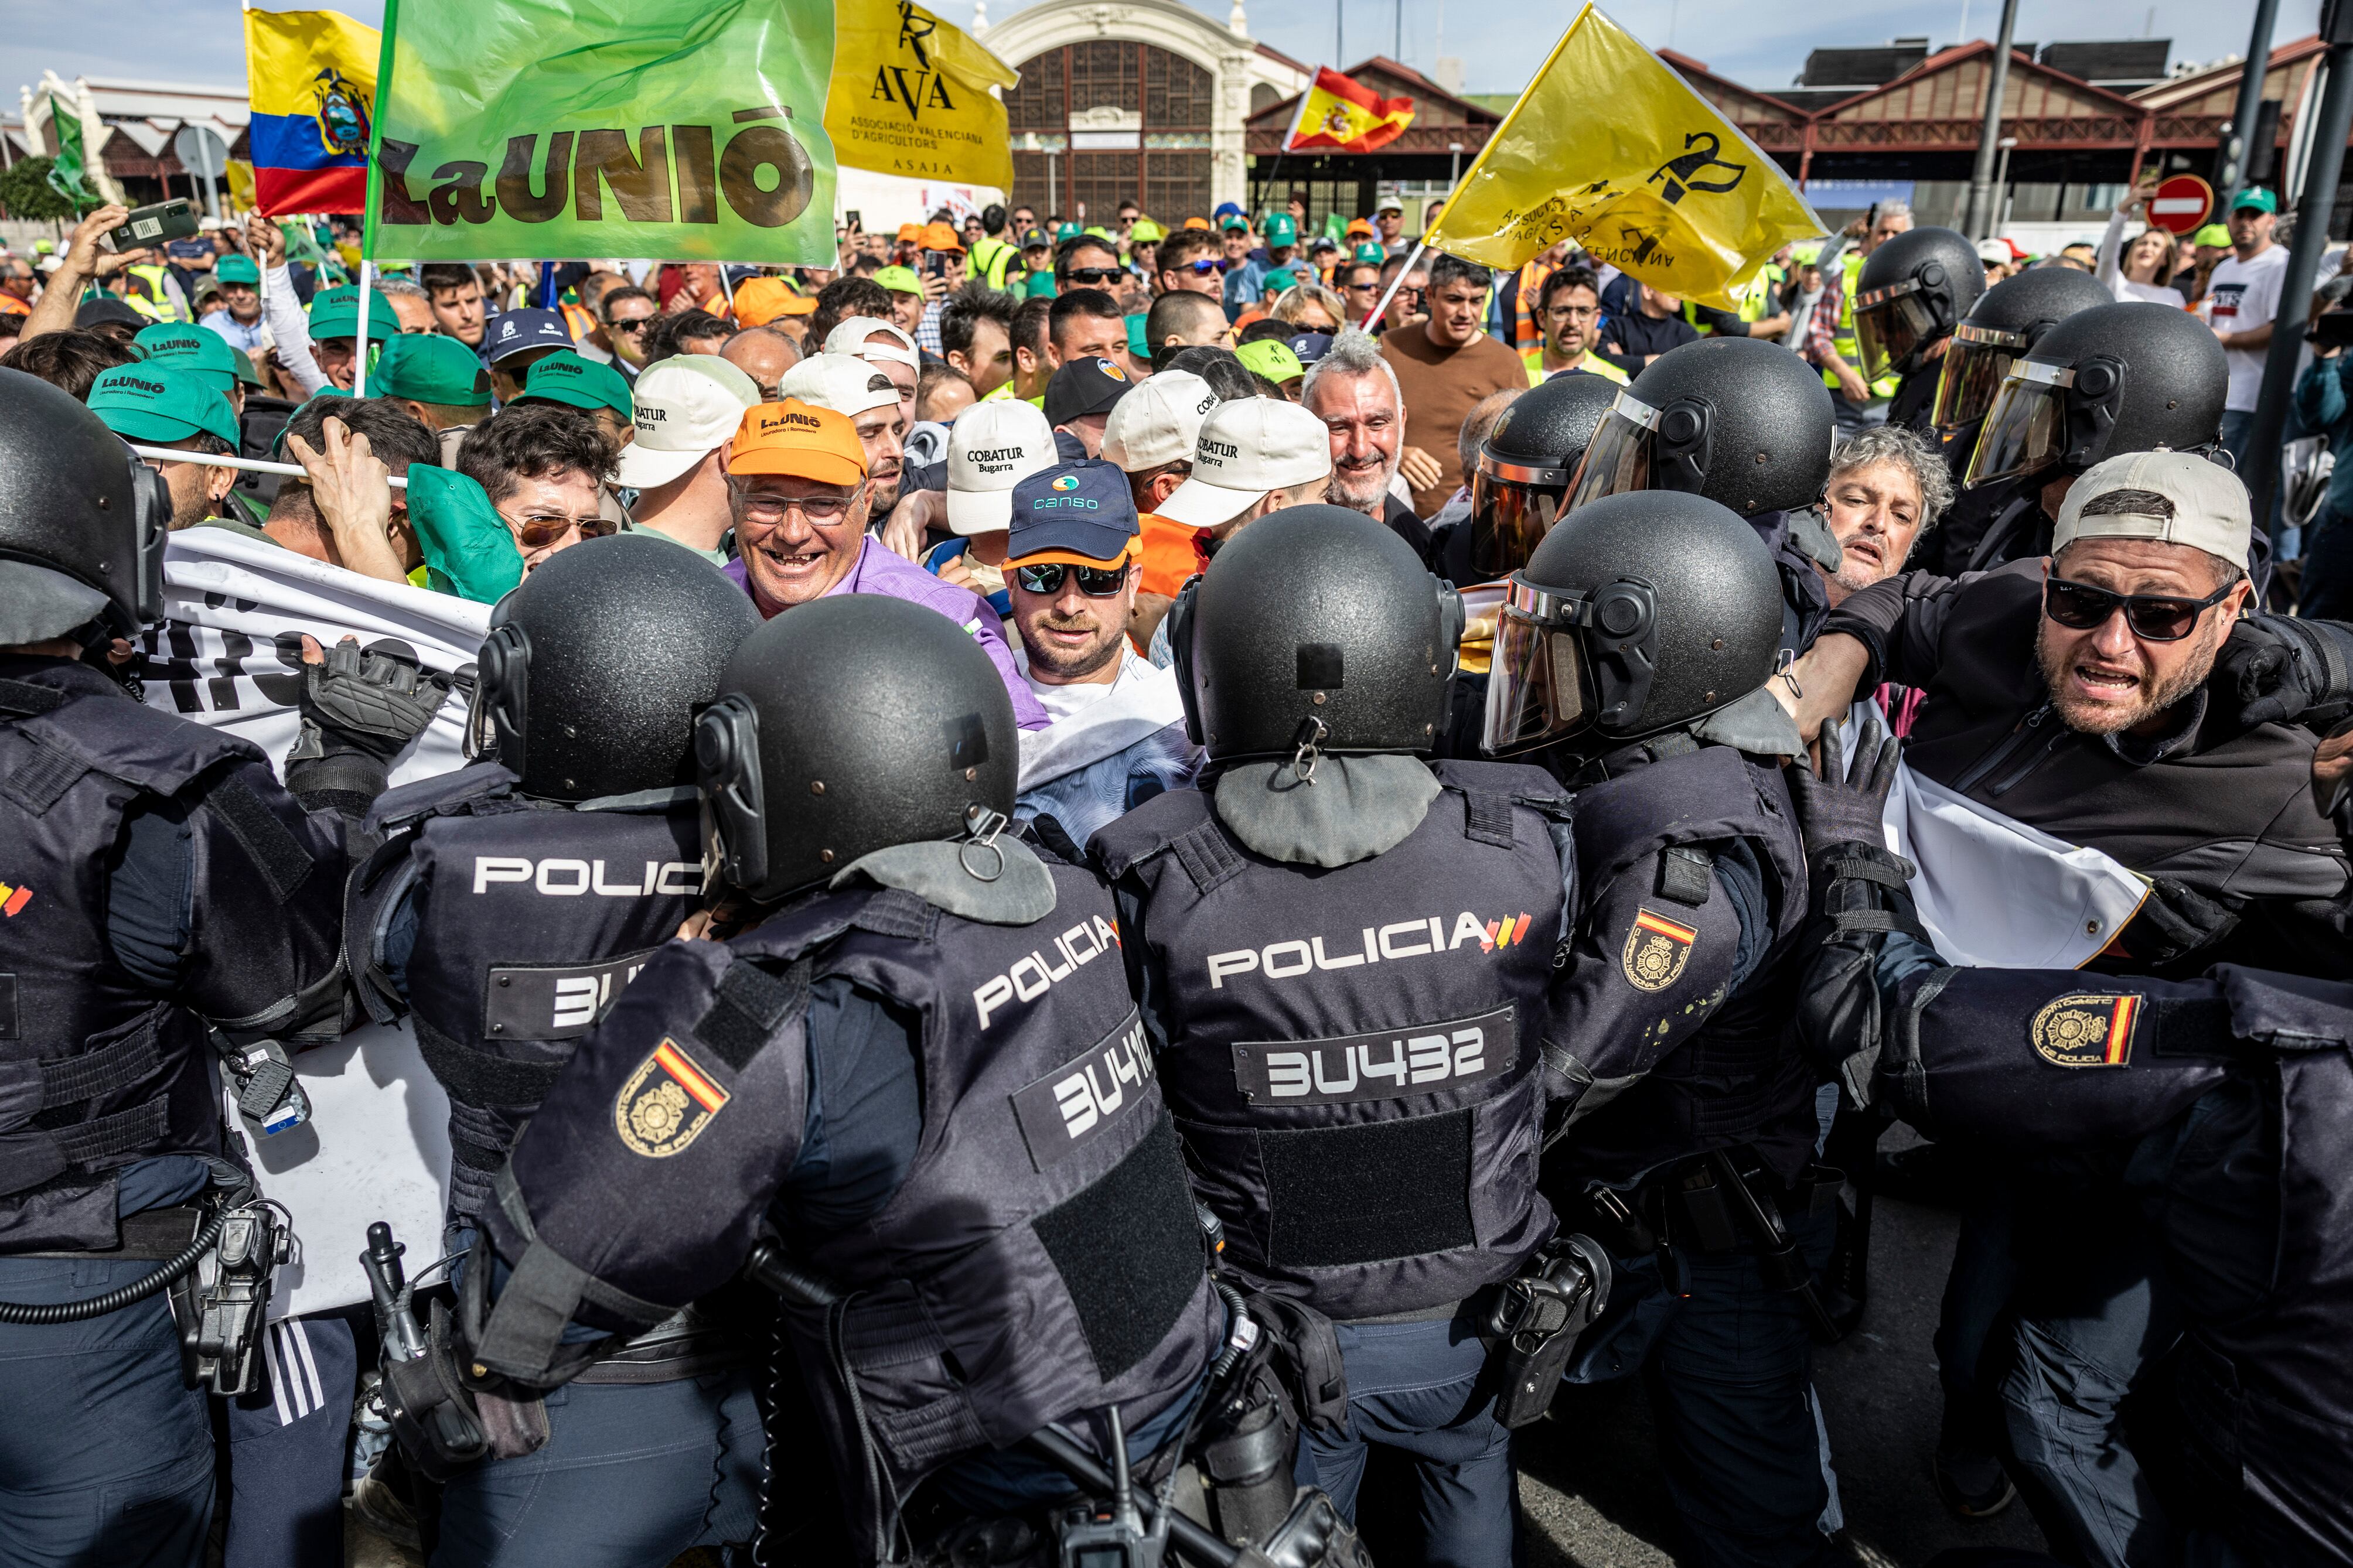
2149, 174, 2215, 235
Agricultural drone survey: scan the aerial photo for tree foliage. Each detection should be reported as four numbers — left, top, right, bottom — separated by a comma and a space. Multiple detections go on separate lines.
0, 157, 76, 224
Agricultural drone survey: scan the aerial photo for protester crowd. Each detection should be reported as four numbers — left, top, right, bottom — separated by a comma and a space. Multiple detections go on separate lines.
2, 171, 2352, 1568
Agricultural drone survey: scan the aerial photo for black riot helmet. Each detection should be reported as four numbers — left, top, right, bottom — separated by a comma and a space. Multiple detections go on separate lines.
0, 367, 171, 646
1169, 504, 1463, 763
1965, 301, 2228, 488
466, 534, 761, 802
1467, 373, 1619, 580
1851, 226, 1986, 383
1930, 264, 2114, 436
694, 595, 1017, 904
1567, 336, 1835, 518
1484, 491, 1781, 757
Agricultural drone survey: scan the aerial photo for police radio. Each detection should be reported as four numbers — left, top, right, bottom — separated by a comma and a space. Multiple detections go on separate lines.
1052, 1407, 1166, 1568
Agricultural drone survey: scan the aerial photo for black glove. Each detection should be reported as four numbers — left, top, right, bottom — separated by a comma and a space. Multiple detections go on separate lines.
2117, 877, 2242, 966
2214, 614, 2353, 731
287, 637, 452, 767
1237, 1488, 1373, 1568
1785, 716, 1898, 859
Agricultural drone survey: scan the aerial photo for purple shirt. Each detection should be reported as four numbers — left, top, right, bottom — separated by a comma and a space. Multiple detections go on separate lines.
727, 536, 1051, 730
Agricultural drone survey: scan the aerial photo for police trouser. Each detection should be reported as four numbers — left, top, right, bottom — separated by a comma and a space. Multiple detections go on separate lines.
1565, 1192, 1843, 1568
0, 1252, 214, 1568
1296, 1303, 1516, 1568
1932, 1149, 2021, 1461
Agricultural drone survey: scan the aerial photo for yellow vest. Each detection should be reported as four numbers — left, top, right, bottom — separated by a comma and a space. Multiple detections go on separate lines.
1825, 251, 1901, 399
971, 235, 1017, 291
1523, 346, 1629, 387
121, 264, 183, 323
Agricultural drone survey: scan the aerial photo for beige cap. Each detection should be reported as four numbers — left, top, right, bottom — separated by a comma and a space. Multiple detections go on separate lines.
1158, 398, 1334, 530
823, 316, 920, 369
1101, 370, 1220, 472
2052, 450, 2252, 568
777, 352, 901, 419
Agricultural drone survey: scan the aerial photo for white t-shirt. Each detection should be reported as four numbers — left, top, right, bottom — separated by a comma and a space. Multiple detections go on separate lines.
2208, 245, 2290, 412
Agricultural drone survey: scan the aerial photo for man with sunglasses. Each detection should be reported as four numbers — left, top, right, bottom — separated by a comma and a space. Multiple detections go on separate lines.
1054, 234, 1128, 299
593, 286, 659, 382
456, 404, 615, 577
1153, 227, 1224, 299
1001, 460, 1200, 843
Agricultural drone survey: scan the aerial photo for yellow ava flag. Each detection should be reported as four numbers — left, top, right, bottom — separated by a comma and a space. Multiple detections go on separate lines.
824, 1, 1018, 190
1424, 3, 1822, 310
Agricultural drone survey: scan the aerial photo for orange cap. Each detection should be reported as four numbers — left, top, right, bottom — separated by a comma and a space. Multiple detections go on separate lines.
1182, 217, 1210, 230
921, 220, 966, 252
732, 277, 804, 329
729, 399, 869, 485
896, 223, 923, 243
1345, 218, 1374, 237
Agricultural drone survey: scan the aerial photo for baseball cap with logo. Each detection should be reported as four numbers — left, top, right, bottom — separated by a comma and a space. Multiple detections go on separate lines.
1264, 214, 1298, 248
946, 399, 1059, 535
872, 265, 925, 298
484, 306, 575, 364
214, 254, 261, 287
1288, 332, 1335, 367
612, 354, 761, 490
1045, 356, 1133, 427
728, 399, 868, 486
1005, 459, 1142, 568
371, 333, 492, 406
134, 321, 239, 392
87, 364, 239, 446
1158, 398, 1333, 530
2051, 450, 2252, 569
1236, 339, 1304, 386
777, 353, 901, 419
1100, 368, 1219, 472
2231, 187, 2279, 215
823, 316, 920, 370
308, 289, 403, 342
517, 350, 635, 419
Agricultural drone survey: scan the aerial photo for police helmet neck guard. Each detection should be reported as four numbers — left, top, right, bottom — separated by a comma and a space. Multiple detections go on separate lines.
1964, 302, 2228, 489
694, 594, 1019, 906
1171, 504, 1462, 764
1567, 337, 1834, 518
0, 368, 172, 648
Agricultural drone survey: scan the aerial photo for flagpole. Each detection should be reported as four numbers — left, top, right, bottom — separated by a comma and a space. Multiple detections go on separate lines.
1360, 235, 1426, 332
130, 445, 410, 488
238, 0, 270, 318
719, 264, 737, 319
353, 257, 373, 397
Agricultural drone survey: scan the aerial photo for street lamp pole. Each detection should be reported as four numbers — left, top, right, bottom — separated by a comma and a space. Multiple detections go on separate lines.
1964, 0, 2020, 238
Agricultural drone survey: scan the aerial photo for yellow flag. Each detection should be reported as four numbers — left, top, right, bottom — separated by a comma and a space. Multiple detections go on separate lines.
224, 159, 257, 213
824, 1, 1018, 190
1424, 4, 1821, 310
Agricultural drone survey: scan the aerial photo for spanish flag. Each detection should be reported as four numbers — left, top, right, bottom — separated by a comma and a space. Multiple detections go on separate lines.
1283, 68, 1414, 155
244, 7, 382, 215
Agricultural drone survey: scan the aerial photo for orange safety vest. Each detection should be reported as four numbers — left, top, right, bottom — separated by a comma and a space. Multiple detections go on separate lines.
1510, 261, 1555, 350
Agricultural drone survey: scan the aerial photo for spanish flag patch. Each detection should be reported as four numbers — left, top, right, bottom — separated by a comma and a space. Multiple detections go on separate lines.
614, 1037, 729, 1157
1622, 908, 1698, 992
2030, 994, 2140, 1069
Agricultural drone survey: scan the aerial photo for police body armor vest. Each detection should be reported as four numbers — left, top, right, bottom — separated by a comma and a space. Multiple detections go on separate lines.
1564, 741, 1815, 1184
733, 855, 1218, 1542
357, 766, 704, 1227
1091, 759, 1566, 1323
0, 663, 259, 1251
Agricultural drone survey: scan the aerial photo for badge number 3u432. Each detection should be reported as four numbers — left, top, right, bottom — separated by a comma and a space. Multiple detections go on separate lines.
1621, 908, 1697, 992
615, 1037, 730, 1157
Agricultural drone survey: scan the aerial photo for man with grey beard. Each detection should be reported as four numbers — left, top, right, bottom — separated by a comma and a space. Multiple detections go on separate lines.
1300, 328, 1434, 562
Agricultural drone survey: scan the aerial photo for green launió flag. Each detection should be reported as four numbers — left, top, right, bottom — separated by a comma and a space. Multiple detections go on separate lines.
45, 103, 98, 213
364, 0, 838, 265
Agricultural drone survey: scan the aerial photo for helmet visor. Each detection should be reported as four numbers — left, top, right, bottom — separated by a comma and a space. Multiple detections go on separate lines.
1481, 578, 1594, 755
1930, 322, 2027, 433
1853, 279, 1940, 384
1469, 455, 1571, 582
1564, 393, 1663, 512
1965, 359, 2072, 487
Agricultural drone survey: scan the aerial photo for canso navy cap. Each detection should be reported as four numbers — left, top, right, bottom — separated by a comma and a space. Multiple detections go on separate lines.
1005, 458, 1141, 568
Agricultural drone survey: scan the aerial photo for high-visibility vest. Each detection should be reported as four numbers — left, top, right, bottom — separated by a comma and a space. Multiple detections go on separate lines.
1824, 251, 1900, 399
1510, 261, 1554, 349
1679, 264, 1786, 338
121, 264, 183, 323
559, 299, 598, 341
1523, 346, 1629, 387
971, 235, 1017, 290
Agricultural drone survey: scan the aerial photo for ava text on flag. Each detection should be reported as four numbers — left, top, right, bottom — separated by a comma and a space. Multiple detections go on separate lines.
825, 1, 1017, 189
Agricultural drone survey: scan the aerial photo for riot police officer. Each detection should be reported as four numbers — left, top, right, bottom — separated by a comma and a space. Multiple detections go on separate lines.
1848, 226, 1986, 433
1567, 335, 1841, 661
0, 369, 407, 1564
1093, 505, 1605, 1568
1484, 490, 1843, 1568
421, 596, 1358, 1568
346, 532, 765, 1565
1448, 370, 1621, 587
1791, 722, 2353, 1566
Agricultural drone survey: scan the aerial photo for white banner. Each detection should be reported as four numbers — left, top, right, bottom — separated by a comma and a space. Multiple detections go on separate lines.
134, 528, 490, 785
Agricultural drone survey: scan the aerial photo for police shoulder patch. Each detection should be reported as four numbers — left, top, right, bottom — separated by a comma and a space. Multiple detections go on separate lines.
1621, 907, 1697, 993
2030, 993, 2141, 1070
614, 1037, 730, 1157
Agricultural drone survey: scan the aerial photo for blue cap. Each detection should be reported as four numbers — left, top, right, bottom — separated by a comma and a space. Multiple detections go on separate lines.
483, 306, 575, 364
1213, 201, 1244, 220
1288, 332, 1335, 366
1005, 459, 1141, 568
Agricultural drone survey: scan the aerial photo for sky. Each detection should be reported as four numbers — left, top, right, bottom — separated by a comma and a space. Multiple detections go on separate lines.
7, 0, 2326, 104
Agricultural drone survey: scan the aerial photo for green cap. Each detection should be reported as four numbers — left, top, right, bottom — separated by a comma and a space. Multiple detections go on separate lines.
228, 348, 263, 389
1124, 311, 1151, 361
87, 364, 239, 446
1263, 268, 1299, 295
1264, 214, 1298, 248
1220, 214, 1250, 233
307, 283, 357, 317
1056, 222, 1082, 241
309, 289, 402, 341
873, 264, 925, 296
1025, 272, 1059, 299
2231, 186, 2279, 214
1353, 241, 1386, 264
372, 333, 491, 407
133, 320, 240, 392
516, 350, 633, 418
1236, 339, 1304, 384
2192, 223, 2233, 248
215, 255, 261, 286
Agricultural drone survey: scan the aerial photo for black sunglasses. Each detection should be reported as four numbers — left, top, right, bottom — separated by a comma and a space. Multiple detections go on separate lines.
607, 316, 653, 334
1015, 561, 1129, 596
2042, 576, 2235, 641
1063, 267, 1125, 286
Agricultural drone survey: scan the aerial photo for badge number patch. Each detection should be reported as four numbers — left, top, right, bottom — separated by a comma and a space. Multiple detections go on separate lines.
615, 1037, 729, 1157
2031, 994, 2140, 1069
1621, 908, 1697, 992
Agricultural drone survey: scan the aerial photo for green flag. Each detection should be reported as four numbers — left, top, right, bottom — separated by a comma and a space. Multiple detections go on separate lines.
45, 104, 98, 213
363, 0, 838, 265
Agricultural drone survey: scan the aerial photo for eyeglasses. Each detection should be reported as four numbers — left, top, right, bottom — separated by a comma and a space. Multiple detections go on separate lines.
1549, 303, 1601, 320
2042, 576, 2236, 641
1175, 259, 1220, 276
503, 511, 600, 549
1014, 561, 1130, 596
738, 490, 862, 526
1063, 267, 1124, 286
607, 316, 653, 334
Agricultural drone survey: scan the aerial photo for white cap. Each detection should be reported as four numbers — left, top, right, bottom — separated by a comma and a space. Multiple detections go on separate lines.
777, 353, 901, 419
1976, 238, 2011, 265
612, 354, 762, 490
2052, 450, 2252, 568
945, 400, 1059, 535
1101, 370, 1220, 473
824, 317, 920, 369
1158, 399, 1334, 530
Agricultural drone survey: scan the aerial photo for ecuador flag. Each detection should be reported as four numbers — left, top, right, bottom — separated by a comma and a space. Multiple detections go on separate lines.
245, 8, 382, 215
1283, 69, 1414, 156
